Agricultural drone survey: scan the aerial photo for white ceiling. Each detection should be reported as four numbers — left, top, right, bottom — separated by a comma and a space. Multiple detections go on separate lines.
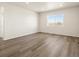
1, 2, 79, 12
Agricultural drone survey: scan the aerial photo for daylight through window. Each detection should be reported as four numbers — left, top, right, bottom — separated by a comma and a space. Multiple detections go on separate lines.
47, 14, 64, 26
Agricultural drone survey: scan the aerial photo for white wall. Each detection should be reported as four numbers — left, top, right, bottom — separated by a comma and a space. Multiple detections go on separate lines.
0, 6, 4, 38
0, 7, 2, 37
2, 4, 79, 40
4, 4, 39, 40
40, 7, 79, 37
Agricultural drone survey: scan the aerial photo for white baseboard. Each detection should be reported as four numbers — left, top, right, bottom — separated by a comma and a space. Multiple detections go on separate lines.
39, 31, 79, 38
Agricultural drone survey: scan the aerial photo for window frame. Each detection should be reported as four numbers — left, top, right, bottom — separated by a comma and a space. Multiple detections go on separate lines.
47, 14, 64, 26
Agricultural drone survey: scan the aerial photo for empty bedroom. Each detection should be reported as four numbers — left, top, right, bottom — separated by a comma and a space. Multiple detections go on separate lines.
0, 2, 79, 57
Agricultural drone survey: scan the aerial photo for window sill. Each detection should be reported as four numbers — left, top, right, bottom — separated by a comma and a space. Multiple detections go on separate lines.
47, 24, 64, 27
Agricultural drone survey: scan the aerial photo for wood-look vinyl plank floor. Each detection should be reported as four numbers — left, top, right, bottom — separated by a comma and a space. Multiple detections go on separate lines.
0, 32, 79, 57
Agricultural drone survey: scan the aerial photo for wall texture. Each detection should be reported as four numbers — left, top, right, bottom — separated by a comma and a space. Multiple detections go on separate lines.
40, 7, 79, 37
4, 4, 39, 40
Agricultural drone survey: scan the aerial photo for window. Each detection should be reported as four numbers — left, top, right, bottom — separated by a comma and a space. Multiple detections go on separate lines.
47, 14, 64, 26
